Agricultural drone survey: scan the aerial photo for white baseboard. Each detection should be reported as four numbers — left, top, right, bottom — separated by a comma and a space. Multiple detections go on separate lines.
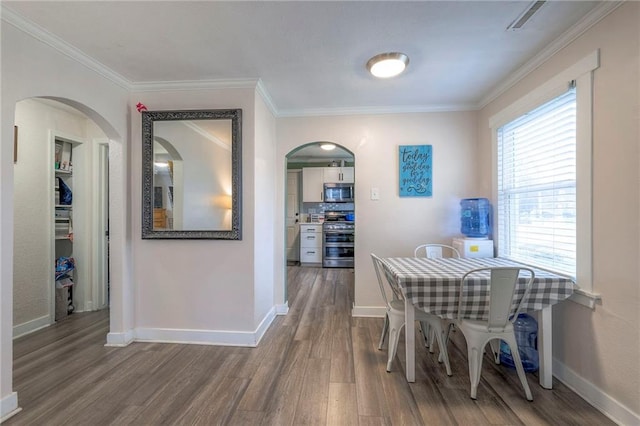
1, 392, 21, 422
275, 303, 289, 315
553, 358, 640, 425
134, 327, 260, 346
13, 315, 51, 339
254, 306, 277, 345
105, 329, 135, 347
351, 305, 386, 318
134, 307, 278, 347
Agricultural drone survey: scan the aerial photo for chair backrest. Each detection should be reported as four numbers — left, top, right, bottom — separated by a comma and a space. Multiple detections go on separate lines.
458, 267, 534, 330
371, 253, 404, 306
414, 243, 461, 259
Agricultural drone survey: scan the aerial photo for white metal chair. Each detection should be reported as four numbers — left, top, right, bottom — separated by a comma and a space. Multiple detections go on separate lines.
414, 243, 461, 259
455, 267, 535, 401
414, 243, 460, 353
371, 253, 452, 375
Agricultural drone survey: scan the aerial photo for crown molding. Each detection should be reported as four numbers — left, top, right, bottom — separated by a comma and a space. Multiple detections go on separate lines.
255, 79, 279, 117
1, 4, 132, 91
130, 78, 259, 92
278, 103, 477, 118
478, 1, 624, 109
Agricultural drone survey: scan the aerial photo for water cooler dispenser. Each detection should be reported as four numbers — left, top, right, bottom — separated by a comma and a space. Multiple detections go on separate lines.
453, 198, 494, 258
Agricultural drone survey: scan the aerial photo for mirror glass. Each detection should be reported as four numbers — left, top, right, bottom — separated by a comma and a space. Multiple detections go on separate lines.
142, 109, 242, 239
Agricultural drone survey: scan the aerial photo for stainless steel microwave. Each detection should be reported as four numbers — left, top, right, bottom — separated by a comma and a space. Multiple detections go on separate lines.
323, 183, 354, 203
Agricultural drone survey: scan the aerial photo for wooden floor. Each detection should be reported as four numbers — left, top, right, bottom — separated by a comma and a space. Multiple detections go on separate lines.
7, 266, 613, 425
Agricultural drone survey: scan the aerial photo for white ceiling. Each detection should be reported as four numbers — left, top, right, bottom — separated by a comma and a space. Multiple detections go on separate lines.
3, 1, 610, 116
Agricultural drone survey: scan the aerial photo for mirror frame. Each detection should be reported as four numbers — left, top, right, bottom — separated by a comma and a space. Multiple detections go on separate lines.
141, 109, 242, 240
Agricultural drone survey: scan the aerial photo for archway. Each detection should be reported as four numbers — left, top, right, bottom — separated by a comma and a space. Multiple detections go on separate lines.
284, 141, 355, 302
10, 96, 125, 344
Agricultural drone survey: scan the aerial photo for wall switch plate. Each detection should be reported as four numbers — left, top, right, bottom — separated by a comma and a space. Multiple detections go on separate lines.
371, 187, 380, 200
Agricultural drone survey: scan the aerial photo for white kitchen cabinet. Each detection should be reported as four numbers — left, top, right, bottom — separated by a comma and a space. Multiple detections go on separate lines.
323, 166, 354, 183
302, 167, 324, 202
300, 224, 322, 264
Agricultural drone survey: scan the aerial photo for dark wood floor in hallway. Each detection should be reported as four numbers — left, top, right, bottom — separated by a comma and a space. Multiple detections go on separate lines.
7, 266, 613, 425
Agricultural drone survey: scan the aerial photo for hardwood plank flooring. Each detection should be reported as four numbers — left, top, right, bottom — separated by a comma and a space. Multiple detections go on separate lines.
7, 266, 614, 425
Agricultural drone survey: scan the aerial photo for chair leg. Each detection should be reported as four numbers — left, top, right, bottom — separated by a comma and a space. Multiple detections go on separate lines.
506, 336, 533, 401
438, 321, 454, 363
432, 320, 452, 376
419, 321, 430, 348
386, 317, 404, 372
378, 314, 389, 350
461, 332, 486, 399
488, 339, 501, 364
428, 328, 437, 353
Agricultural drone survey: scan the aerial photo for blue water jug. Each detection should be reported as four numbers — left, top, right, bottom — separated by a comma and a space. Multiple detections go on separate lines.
460, 198, 491, 238
499, 313, 539, 373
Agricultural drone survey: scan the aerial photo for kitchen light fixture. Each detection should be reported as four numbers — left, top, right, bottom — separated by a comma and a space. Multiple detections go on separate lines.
366, 52, 409, 78
320, 143, 336, 151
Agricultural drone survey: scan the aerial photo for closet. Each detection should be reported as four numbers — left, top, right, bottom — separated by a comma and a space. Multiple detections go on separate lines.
54, 139, 75, 320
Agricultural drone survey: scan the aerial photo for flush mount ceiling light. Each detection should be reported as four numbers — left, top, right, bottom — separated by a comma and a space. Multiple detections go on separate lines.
366, 52, 409, 78
320, 143, 336, 151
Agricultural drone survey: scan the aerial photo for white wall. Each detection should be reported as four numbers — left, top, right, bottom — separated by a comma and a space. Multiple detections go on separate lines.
275, 112, 479, 312
130, 88, 276, 340
254, 93, 278, 324
1, 21, 129, 419
476, 3, 640, 422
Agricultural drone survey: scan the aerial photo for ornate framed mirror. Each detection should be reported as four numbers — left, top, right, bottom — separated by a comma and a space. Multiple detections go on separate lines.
141, 109, 242, 239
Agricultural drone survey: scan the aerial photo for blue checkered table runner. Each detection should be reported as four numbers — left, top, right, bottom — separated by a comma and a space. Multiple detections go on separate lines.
382, 257, 576, 320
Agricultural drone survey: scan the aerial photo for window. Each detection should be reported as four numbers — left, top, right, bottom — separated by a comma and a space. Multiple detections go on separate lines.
490, 50, 599, 305
497, 88, 577, 277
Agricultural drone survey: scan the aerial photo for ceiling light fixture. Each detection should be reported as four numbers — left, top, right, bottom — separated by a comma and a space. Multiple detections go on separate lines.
366, 52, 409, 78
320, 143, 336, 151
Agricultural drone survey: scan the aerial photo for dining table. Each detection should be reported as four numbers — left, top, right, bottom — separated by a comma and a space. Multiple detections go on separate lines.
381, 256, 576, 389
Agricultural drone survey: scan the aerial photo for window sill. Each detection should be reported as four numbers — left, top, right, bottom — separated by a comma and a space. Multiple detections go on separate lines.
569, 288, 601, 309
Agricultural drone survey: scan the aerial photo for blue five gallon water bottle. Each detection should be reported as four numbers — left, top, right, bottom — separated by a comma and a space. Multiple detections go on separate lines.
499, 313, 539, 372
460, 198, 491, 238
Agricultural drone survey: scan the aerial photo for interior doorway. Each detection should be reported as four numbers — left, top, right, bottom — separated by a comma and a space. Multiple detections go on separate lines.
284, 142, 355, 301
13, 98, 111, 337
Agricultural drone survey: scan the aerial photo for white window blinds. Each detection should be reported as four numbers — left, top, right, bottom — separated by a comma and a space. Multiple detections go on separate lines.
497, 87, 577, 277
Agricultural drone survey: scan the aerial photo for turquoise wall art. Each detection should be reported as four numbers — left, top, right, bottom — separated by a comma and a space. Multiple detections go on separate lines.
399, 145, 432, 197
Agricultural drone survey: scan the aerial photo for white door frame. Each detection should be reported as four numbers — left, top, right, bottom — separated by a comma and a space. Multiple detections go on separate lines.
92, 139, 109, 310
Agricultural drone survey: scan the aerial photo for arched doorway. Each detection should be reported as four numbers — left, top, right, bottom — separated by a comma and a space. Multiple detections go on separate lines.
12, 97, 115, 335
284, 142, 355, 301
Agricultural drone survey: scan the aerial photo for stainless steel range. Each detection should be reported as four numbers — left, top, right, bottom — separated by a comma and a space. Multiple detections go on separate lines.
323, 211, 355, 268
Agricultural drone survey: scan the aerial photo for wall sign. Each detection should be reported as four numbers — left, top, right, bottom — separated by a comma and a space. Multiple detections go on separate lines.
399, 145, 432, 197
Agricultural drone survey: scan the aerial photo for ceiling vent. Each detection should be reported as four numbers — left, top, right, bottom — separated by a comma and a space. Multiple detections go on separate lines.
506, 0, 546, 31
